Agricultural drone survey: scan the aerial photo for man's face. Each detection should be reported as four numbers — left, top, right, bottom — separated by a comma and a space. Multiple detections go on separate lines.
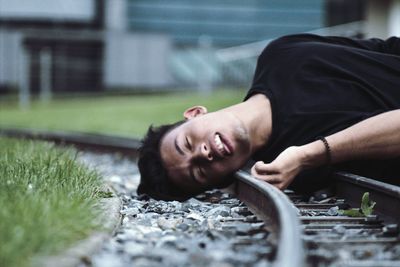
160, 106, 252, 193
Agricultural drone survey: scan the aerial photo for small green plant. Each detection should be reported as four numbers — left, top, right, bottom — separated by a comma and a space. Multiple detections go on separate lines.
97, 190, 114, 198
339, 192, 376, 217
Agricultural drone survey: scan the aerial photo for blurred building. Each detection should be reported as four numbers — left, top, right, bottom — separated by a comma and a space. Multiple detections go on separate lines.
365, 0, 400, 38
0, 0, 397, 95
0, 0, 105, 94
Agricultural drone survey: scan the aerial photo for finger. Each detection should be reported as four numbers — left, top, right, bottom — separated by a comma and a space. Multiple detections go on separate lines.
262, 175, 281, 184
252, 173, 281, 184
253, 161, 265, 170
253, 161, 279, 175
251, 163, 272, 177
273, 183, 285, 190
251, 165, 279, 182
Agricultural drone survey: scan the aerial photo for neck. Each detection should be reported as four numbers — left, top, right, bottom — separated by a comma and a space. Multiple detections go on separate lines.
224, 93, 272, 153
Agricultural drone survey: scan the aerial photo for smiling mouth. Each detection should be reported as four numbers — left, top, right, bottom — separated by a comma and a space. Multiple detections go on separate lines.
214, 133, 232, 157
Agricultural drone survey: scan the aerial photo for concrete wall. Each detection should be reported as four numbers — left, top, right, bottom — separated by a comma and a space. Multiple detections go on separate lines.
103, 33, 172, 89
105, 0, 127, 31
366, 0, 400, 38
0, 0, 94, 21
126, 0, 325, 47
388, 0, 400, 36
0, 31, 23, 88
103, 0, 172, 89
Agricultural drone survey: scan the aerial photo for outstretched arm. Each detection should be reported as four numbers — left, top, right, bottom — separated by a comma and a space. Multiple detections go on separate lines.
251, 109, 400, 190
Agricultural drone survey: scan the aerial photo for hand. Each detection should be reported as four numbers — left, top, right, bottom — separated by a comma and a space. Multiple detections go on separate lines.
250, 146, 305, 190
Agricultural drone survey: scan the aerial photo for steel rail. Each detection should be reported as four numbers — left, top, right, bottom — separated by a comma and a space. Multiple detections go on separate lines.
1, 127, 307, 266
233, 170, 306, 267
291, 172, 400, 266
334, 171, 400, 223
8, 128, 400, 265
0, 128, 141, 157
6, 128, 400, 265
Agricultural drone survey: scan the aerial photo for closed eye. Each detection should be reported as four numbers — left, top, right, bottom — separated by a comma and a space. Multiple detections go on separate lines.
185, 136, 192, 150
189, 167, 201, 185
197, 166, 206, 180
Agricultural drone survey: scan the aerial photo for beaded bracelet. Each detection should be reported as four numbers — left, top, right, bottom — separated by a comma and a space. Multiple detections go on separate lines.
318, 136, 332, 165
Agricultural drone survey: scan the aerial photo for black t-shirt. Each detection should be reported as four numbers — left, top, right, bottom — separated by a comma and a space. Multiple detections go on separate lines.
244, 34, 400, 194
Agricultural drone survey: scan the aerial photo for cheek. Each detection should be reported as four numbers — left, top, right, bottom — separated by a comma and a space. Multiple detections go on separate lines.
210, 161, 237, 175
214, 157, 248, 176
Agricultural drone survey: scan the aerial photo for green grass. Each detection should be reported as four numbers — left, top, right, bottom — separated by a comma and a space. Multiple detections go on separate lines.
0, 89, 245, 137
0, 89, 245, 265
0, 137, 103, 267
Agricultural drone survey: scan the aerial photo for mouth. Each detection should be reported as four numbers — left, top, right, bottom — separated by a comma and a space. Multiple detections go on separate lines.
212, 132, 233, 157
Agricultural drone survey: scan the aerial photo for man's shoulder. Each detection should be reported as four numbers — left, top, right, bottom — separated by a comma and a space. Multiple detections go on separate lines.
263, 34, 322, 52
257, 34, 326, 66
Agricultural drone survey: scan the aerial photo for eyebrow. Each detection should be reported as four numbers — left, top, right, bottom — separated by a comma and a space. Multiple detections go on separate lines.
174, 136, 185, 156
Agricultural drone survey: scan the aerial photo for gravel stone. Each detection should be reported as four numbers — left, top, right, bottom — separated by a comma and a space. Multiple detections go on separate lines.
186, 212, 205, 222
77, 151, 274, 267
206, 206, 231, 217
157, 217, 183, 230
332, 225, 346, 235
326, 206, 339, 216
295, 191, 400, 266
120, 207, 140, 216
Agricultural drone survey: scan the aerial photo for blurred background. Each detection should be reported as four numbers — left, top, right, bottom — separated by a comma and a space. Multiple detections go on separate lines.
0, 0, 399, 137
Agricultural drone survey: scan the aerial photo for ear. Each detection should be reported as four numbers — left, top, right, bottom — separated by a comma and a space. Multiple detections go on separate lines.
183, 106, 208, 120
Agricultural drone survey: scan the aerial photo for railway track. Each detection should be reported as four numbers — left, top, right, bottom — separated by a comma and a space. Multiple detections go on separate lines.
2, 128, 400, 267
294, 172, 400, 267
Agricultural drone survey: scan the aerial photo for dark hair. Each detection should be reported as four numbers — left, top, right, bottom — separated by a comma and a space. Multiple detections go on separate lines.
137, 121, 193, 201
137, 121, 235, 201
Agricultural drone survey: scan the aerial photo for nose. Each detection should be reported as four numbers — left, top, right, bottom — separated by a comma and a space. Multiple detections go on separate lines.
193, 142, 213, 162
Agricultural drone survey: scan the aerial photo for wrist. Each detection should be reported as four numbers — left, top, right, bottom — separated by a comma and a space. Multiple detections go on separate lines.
298, 140, 327, 169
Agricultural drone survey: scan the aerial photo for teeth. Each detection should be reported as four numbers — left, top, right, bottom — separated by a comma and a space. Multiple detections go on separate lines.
214, 134, 225, 154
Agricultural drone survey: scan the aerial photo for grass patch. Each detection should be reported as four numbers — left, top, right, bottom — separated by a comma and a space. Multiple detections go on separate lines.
0, 89, 246, 137
0, 137, 102, 267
